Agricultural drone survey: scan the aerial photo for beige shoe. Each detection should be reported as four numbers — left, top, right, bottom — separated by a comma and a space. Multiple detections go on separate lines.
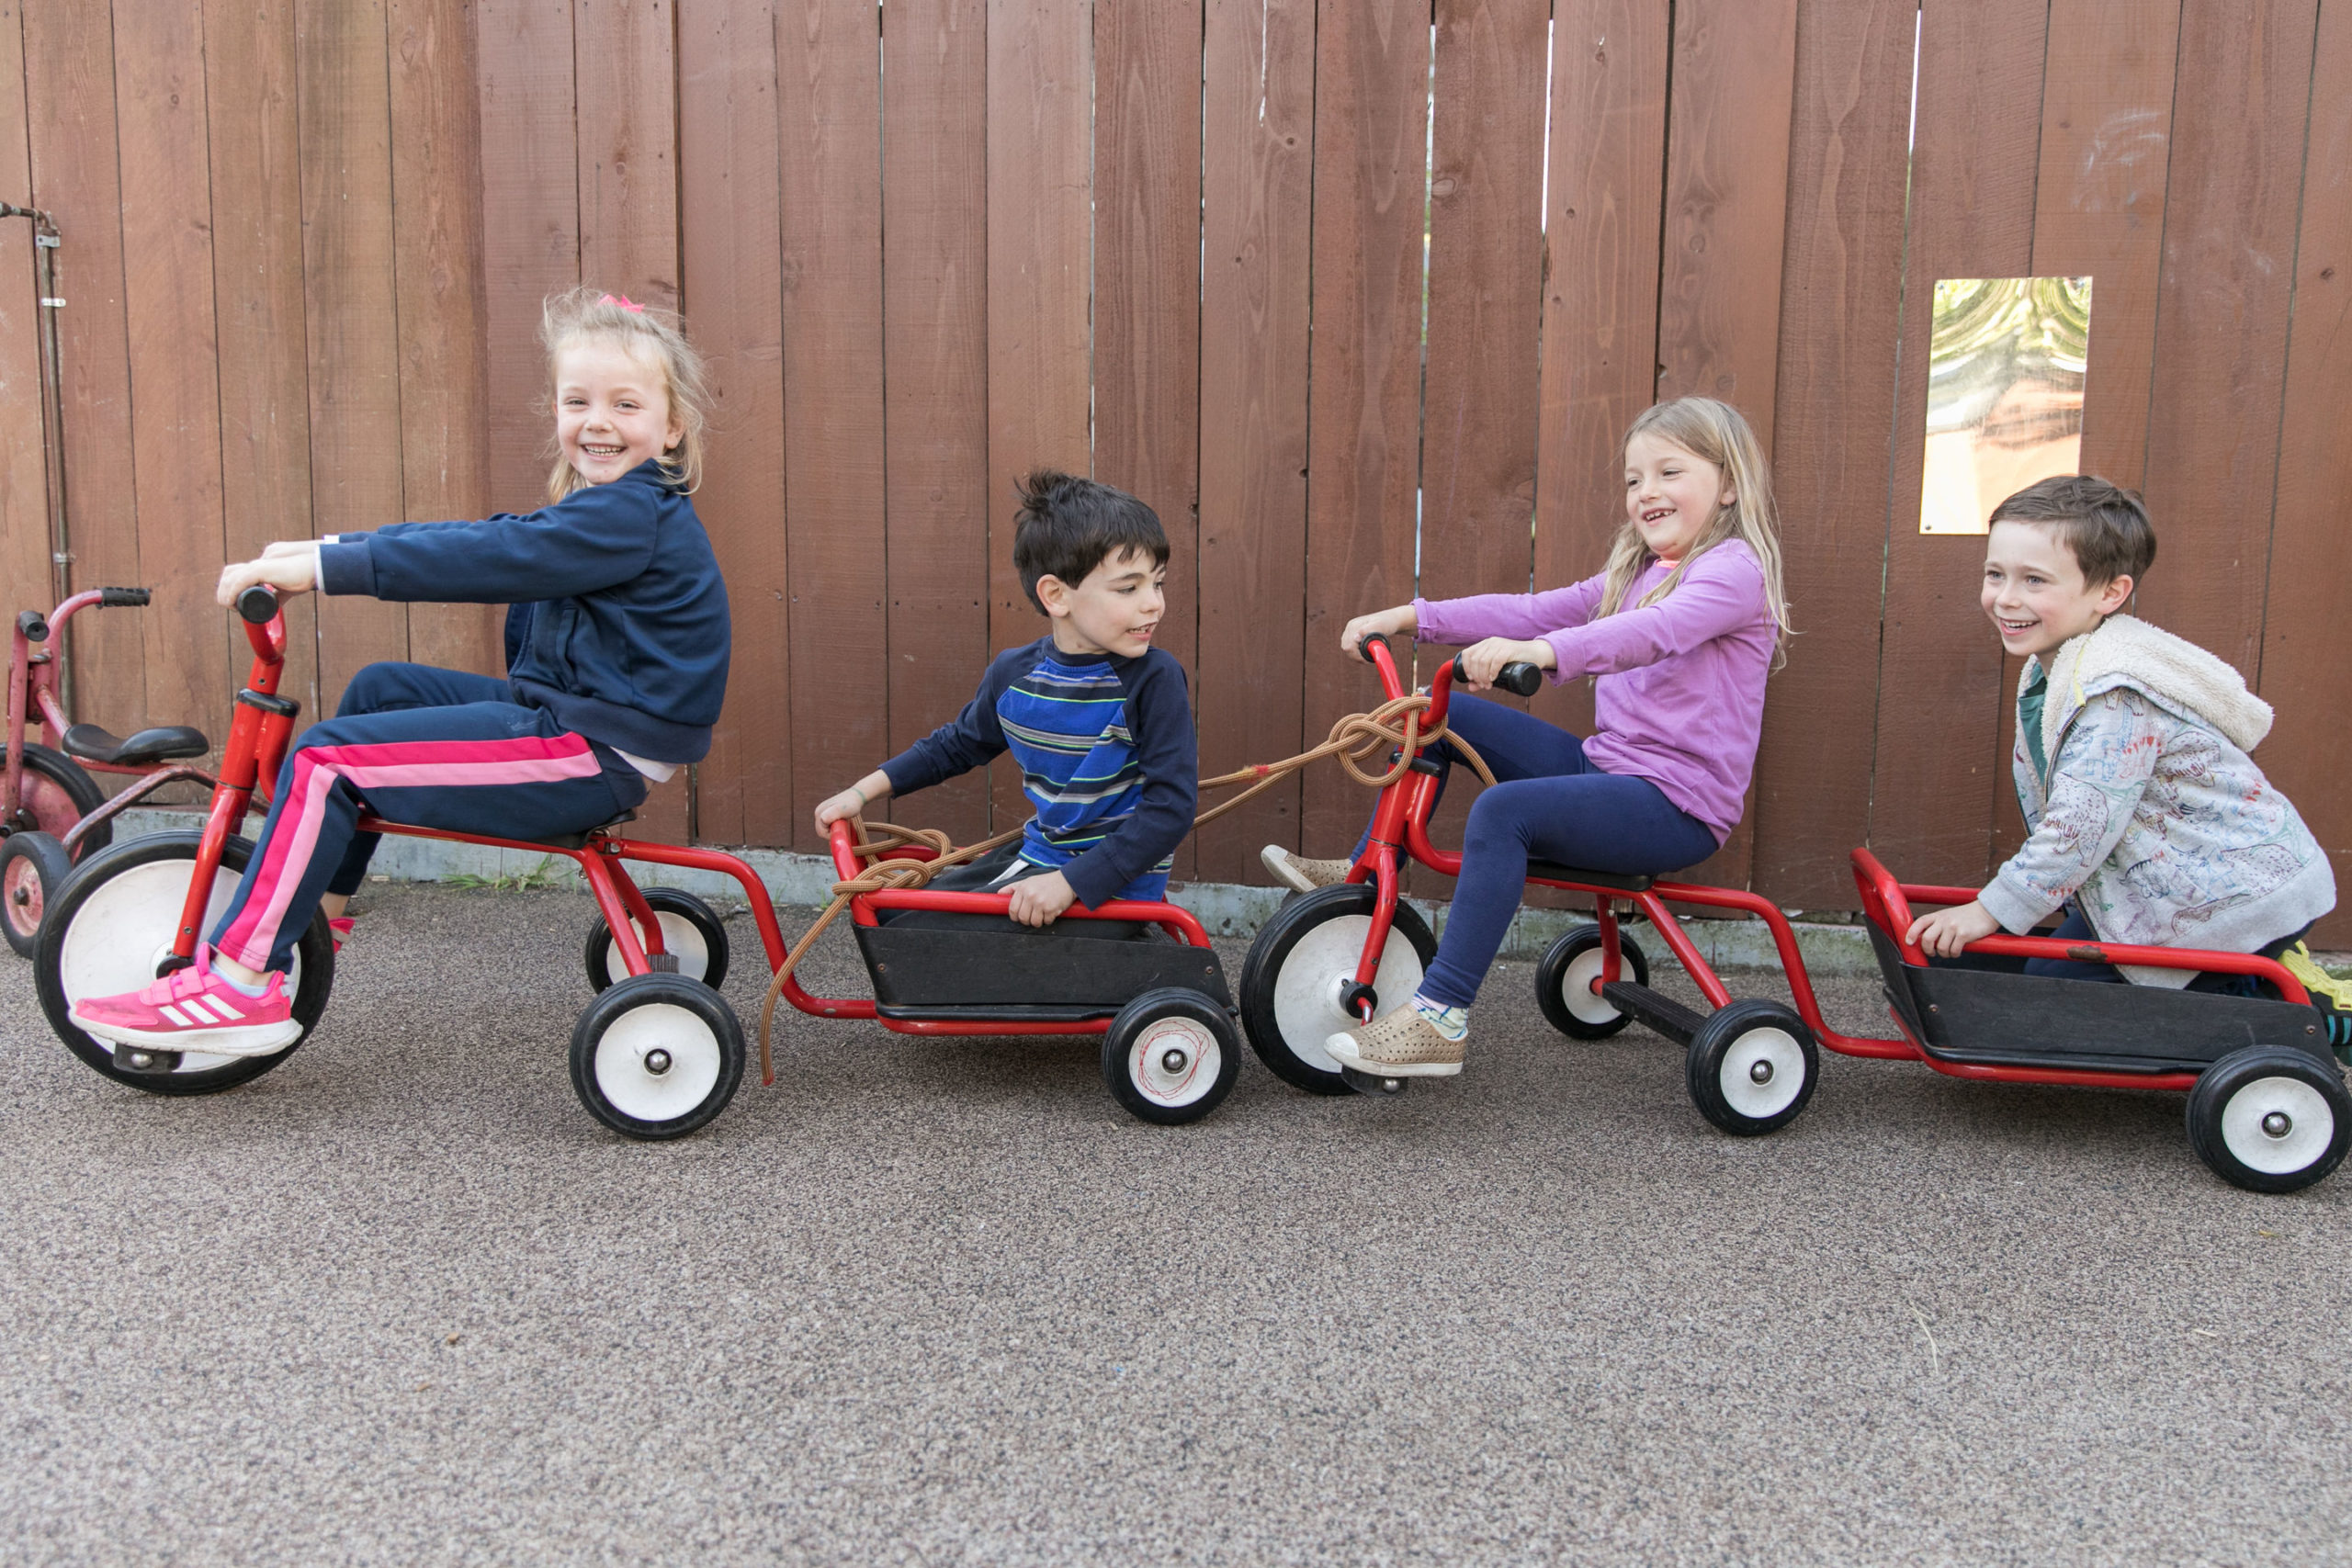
1325, 1005, 1464, 1077
1261, 845, 1351, 895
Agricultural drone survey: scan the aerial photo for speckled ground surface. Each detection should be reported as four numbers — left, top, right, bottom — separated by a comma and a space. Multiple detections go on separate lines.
3, 883, 2345, 1565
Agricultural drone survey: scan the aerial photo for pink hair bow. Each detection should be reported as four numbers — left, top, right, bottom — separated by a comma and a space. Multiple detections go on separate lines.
597, 293, 646, 312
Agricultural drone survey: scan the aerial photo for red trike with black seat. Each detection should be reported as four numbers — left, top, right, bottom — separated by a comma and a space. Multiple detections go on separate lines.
1241, 634, 2346, 1192
36, 587, 1241, 1133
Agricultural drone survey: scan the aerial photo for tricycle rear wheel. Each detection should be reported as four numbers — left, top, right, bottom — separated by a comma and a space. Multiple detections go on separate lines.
1535, 924, 1650, 1040
583, 886, 729, 991
0, 829, 71, 957
570, 972, 745, 1140
1686, 998, 1818, 1135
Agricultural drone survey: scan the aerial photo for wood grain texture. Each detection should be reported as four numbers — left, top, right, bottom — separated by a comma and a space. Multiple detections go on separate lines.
1653, 0, 1798, 892
297, 0, 413, 712
202, 0, 320, 723
1299, 0, 1432, 852
1747, 0, 1916, 908
984, 0, 1091, 830
2255, 0, 2351, 946
20, 0, 144, 735
679, 0, 789, 848
474, 0, 577, 512
2133, 0, 2315, 672
389, 0, 500, 678
1194, 0, 1314, 883
780, 0, 888, 849
0, 2, 51, 646
1093, 0, 1201, 875
882, 0, 989, 847
1532, 1, 1669, 749
1864, 0, 2046, 889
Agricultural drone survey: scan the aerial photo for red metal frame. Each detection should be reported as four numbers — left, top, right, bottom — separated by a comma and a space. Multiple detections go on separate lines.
156, 597, 1225, 1075
1344, 639, 2312, 1095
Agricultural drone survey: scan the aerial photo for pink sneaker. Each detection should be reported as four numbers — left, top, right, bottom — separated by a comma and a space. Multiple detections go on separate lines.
70, 948, 302, 1058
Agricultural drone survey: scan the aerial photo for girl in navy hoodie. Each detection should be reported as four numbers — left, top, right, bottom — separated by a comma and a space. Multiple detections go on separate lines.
73, 288, 731, 1059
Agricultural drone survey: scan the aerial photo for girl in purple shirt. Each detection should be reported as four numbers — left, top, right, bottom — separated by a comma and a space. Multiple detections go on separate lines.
1263, 397, 1790, 1079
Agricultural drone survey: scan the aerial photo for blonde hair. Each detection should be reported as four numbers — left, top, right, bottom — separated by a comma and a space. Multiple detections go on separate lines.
539, 287, 712, 502
1597, 396, 1792, 662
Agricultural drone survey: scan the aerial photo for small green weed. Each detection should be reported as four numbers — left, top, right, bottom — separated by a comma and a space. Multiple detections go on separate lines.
447, 856, 567, 895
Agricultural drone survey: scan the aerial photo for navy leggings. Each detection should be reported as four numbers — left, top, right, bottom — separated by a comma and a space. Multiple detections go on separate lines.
1369, 694, 1719, 1008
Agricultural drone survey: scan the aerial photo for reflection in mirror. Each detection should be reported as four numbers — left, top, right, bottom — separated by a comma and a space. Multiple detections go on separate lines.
1920, 276, 2092, 535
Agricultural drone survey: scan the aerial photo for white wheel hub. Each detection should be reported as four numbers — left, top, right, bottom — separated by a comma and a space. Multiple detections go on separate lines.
2221, 1075, 2334, 1175
1720, 1027, 1805, 1118
594, 1002, 722, 1122
605, 911, 709, 984
1271, 914, 1425, 1076
1561, 947, 1623, 1026
1129, 1015, 1220, 1106
62, 856, 303, 1071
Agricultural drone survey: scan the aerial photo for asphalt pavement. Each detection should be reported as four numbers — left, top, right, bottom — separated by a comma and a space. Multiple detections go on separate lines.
3, 882, 2346, 1565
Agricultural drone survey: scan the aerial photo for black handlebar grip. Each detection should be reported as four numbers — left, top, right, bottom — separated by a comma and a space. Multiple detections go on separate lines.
1356, 631, 1392, 664
236, 585, 280, 625
99, 586, 152, 607
17, 609, 49, 643
1450, 655, 1544, 698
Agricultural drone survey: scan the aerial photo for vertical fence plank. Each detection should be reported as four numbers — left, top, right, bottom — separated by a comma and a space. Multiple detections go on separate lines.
21, 0, 143, 735
575, 0, 688, 840
680, 0, 788, 848
1094, 0, 1202, 876
114, 0, 228, 749
779, 0, 887, 847
389, 0, 499, 678
299, 0, 412, 711
1652, 0, 1797, 893
0, 2, 51, 641
1532, 1, 1668, 748
882, 0, 989, 847
1195, 0, 1315, 884
1747, 0, 1915, 908
985, 0, 1091, 829
1299, 1, 1431, 853
2134, 0, 2315, 672
204, 0, 319, 721
1864, 0, 2046, 889
476, 0, 577, 513
1411, 0, 1551, 897
2256, 0, 2350, 947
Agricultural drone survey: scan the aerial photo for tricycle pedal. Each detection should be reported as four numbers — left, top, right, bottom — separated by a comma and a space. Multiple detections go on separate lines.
111, 1042, 183, 1075
1340, 1065, 1408, 1096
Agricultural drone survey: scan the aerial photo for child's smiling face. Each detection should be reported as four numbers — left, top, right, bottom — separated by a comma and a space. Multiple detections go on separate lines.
1981, 519, 2135, 659
1623, 432, 1735, 562
1037, 546, 1166, 659
554, 337, 682, 486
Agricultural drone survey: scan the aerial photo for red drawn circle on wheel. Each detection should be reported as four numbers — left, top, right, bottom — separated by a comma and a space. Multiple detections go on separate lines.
3, 852, 44, 940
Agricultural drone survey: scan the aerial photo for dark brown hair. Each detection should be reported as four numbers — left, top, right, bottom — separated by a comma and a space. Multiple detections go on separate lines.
1989, 474, 2156, 588
1012, 470, 1169, 613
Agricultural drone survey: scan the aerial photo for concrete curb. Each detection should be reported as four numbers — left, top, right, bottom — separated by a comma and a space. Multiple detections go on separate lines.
111, 807, 1885, 978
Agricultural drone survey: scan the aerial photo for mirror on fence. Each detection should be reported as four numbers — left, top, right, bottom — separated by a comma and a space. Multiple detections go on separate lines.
1919, 276, 2093, 535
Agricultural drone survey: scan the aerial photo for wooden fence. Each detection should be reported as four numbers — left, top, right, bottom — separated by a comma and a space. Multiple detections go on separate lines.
2, 0, 2346, 941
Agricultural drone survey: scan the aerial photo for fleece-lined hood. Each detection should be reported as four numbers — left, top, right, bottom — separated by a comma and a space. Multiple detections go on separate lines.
2040, 613, 2271, 761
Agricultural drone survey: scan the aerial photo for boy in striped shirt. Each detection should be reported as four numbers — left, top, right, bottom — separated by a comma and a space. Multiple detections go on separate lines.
815, 471, 1197, 932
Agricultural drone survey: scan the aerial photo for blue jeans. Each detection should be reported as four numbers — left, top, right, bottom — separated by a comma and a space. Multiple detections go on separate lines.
1363, 694, 1718, 1009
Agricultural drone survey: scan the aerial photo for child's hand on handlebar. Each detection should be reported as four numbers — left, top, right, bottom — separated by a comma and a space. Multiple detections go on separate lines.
216, 549, 318, 607
1905, 898, 2000, 957
1005, 870, 1077, 928
1340, 604, 1417, 660
1457, 637, 1555, 690
814, 772, 890, 838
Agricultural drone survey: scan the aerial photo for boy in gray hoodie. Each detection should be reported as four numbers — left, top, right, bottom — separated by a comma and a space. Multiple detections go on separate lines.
1908, 478, 2347, 1042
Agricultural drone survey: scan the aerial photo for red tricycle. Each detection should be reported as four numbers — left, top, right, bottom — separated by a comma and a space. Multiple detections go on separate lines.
1238, 634, 2346, 1193
34, 587, 1241, 1134
3, 586, 215, 954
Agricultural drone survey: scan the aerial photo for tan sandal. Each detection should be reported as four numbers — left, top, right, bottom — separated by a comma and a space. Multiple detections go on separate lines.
1261, 846, 1351, 895
1325, 1005, 1464, 1077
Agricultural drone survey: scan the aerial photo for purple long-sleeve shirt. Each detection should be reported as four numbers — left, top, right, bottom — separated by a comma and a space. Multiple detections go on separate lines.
1410, 539, 1774, 841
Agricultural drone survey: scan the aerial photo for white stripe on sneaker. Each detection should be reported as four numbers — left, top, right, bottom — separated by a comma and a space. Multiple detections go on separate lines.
177, 998, 220, 1023
206, 993, 246, 1020
159, 1004, 192, 1026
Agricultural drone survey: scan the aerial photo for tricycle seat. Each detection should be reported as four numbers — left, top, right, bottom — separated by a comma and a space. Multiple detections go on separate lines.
529, 808, 638, 852
1863, 923, 2329, 1075
62, 721, 208, 767
854, 922, 1232, 1013
1525, 860, 1654, 893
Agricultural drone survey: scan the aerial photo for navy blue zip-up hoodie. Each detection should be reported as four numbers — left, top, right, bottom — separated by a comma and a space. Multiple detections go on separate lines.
317, 461, 731, 762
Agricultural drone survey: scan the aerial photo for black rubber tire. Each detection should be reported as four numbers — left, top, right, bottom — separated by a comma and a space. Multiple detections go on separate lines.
583, 886, 730, 993
6, 741, 109, 858
0, 829, 71, 958
1102, 987, 1243, 1125
1238, 880, 1440, 1096
570, 972, 746, 1140
34, 831, 334, 1095
1685, 998, 1819, 1136
1534, 924, 1651, 1040
2185, 1045, 2352, 1194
